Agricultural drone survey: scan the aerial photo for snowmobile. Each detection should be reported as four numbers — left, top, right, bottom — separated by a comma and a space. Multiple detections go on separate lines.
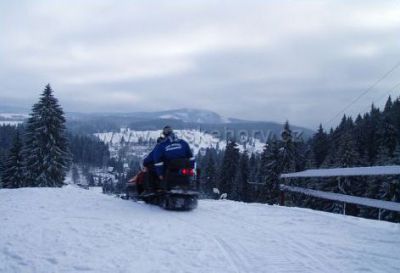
126, 158, 199, 211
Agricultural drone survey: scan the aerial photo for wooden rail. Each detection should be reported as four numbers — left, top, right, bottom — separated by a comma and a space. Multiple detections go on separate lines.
280, 184, 400, 220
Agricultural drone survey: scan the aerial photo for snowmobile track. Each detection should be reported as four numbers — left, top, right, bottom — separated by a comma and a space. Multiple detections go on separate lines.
1, 187, 399, 273
167, 212, 247, 273
213, 236, 251, 273
196, 205, 345, 272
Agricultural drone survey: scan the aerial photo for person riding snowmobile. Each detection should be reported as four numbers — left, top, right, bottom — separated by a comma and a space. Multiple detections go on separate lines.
143, 136, 165, 168
153, 126, 195, 182
130, 126, 198, 210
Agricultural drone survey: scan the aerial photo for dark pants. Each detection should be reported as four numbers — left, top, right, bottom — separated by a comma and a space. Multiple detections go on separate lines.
143, 166, 160, 192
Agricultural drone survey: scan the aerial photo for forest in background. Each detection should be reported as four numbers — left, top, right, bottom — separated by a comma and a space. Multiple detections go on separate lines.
196, 96, 400, 222
1, 92, 400, 222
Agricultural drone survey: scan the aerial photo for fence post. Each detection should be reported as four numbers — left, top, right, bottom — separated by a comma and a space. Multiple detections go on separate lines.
378, 209, 382, 221
343, 202, 346, 215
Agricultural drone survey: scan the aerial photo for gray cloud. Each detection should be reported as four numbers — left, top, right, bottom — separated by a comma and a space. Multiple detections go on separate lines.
1, 0, 400, 128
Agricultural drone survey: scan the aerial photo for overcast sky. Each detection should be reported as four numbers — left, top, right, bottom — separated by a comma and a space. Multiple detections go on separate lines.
1, 0, 400, 128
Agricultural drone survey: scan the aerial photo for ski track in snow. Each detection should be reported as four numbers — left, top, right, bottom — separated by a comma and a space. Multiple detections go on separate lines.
0, 186, 399, 273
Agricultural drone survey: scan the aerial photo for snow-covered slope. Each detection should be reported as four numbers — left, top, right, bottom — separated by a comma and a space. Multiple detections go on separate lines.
0, 121, 23, 126
1, 187, 399, 273
0, 113, 27, 126
95, 128, 265, 158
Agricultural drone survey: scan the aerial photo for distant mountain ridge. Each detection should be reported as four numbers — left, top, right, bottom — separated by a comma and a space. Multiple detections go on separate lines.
67, 108, 229, 124
66, 109, 314, 139
143, 108, 227, 124
0, 107, 314, 138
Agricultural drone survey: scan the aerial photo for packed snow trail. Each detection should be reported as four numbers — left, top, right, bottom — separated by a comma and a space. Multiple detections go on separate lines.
0, 186, 399, 273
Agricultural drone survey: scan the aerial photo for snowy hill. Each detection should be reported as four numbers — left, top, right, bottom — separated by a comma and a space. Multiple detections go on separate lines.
1, 187, 399, 273
95, 128, 265, 158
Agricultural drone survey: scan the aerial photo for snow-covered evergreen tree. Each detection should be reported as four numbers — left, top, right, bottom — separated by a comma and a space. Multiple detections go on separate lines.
0, 151, 5, 188
379, 116, 397, 159
260, 136, 281, 204
232, 151, 249, 201
24, 84, 71, 187
1, 131, 25, 188
379, 177, 400, 222
219, 140, 240, 198
72, 164, 80, 184
280, 121, 296, 173
353, 114, 369, 165
337, 131, 360, 168
201, 148, 218, 197
365, 105, 381, 164
311, 124, 329, 168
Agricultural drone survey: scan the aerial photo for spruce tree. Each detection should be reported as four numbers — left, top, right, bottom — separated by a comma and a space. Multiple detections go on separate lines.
260, 136, 281, 204
219, 140, 240, 198
233, 151, 249, 201
311, 124, 329, 168
280, 121, 296, 173
379, 177, 400, 222
391, 98, 400, 133
202, 148, 218, 197
377, 145, 400, 221
250, 154, 261, 181
72, 164, 80, 184
384, 96, 393, 113
379, 116, 397, 159
353, 114, 369, 165
247, 153, 260, 201
0, 151, 5, 188
336, 130, 364, 215
24, 84, 71, 187
365, 105, 381, 164
337, 131, 360, 168
2, 131, 25, 188
294, 138, 307, 172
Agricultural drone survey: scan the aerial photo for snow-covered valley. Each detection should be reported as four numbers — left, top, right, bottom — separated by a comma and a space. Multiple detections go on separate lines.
0, 113, 27, 126
1, 186, 399, 273
95, 129, 265, 158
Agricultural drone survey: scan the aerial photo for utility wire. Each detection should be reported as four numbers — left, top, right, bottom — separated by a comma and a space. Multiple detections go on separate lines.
326, 60, 400, 126
325, 81, 400, 147
359, 81, 400, 115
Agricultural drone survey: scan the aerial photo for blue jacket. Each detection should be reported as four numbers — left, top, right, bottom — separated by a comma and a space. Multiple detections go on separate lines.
153, 134, 194, 176
143, 148, 156, 167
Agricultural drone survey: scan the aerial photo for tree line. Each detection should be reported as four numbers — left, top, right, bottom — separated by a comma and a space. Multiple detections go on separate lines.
197, 121, 305, 203
197, 96, 400, 222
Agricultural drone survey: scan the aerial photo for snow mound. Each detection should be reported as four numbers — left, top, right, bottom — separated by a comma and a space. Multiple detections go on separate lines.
0, 186, 399, 273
